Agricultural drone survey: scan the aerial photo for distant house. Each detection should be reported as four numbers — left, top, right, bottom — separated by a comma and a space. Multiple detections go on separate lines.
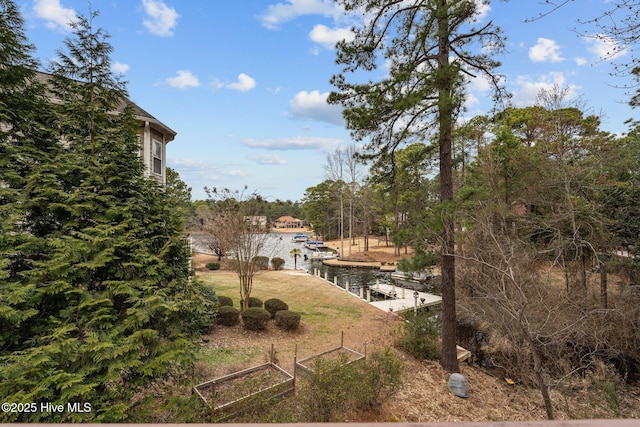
274, 216, 304, 229
245, 216, 268, 229
34, 71, 176, 185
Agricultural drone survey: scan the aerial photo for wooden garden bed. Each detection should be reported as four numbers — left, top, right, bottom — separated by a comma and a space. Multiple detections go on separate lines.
295, 333, 366, 378
193, 362, 294, 422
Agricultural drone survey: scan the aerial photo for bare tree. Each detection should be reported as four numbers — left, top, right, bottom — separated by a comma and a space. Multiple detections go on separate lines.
325, 149, 346, 255
346, 145, 365, 251
458, 207, 586, 420
204, 187, 275, 310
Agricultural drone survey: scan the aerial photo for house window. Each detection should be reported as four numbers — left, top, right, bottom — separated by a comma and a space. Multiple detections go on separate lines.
152, 139, 162, 175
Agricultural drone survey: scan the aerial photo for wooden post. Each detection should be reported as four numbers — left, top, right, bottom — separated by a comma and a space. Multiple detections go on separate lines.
345, 279, 349, 291
367, 288, 371, 302
376, 279, 380, 291
324, 271, 328, 281
293, 344, 297, 389
333, 276, 338, 286
359, 286, 364, 299
402, 287, 405, 299
210, 382, 216, 422
341, 331, 344, 348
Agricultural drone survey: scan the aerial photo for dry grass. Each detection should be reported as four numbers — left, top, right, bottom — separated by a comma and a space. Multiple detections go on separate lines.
192, 258, 640, 423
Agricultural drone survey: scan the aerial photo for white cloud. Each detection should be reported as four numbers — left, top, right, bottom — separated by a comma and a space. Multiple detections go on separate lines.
309, 25, 354, 49
464, 92, 480, 109
167, 158, 247, 198
228, 73, 257, 92
289, 90, 343, 125
529, 37, 564, 63
259, 0, 343, 30
168, 158, 247, 179
165, 70, 200, 89
142, 0, 179, 37
512, 72, 579, 107
209, 79, 225, 90
210, 74, 257, 92
33, 0, 77, 31
469, 73, 494, 93
242, 136, 342, 151
586, 34, 628, 60
112, 62, 130, 74
575, 57, 587, 66
472, 0, 490, 22
248, 154, 288, 165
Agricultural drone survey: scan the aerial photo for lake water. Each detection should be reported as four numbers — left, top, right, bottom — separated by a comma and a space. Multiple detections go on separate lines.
190, 231, 332, 270
189, 231, 392, 290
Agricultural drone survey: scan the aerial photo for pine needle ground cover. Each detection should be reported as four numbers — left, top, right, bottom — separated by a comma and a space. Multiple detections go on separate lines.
193, 264, 640, 423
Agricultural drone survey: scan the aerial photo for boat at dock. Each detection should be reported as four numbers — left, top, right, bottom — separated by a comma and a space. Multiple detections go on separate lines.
291, 233, 310, 242
304, 240, 325, 250
307, 247, 339, 260
390, 270, 434, 282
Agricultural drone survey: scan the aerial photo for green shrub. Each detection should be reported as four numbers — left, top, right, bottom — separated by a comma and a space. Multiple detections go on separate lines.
271, 257, 285, 270
241, 307, 271, 330
298, 354, 359, 422
252, 256, 269, 270
264, 298, 289, 318
295, 347, 404, 422
395, 312, 441, 360
187, 282, 218, 334
357, 348, 404, 408
275, 310, 300, 331
205, 262, 220, 270
241, 297, 263, 308
217, 306, 240, 326
217, 295, 233, 307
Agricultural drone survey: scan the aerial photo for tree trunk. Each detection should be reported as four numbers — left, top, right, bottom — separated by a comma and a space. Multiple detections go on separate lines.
530, 339, 554, 420
562, 256, 569, 293
580, 252, 587, 295
600, 266, 608, 309
437, 0, 459, 373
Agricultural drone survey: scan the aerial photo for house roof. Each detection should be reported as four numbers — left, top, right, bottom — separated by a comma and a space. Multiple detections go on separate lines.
275, 216, 302, 222
34, 71, 176, 142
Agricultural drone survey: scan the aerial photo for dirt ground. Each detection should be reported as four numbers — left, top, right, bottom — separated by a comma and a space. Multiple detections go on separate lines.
191, 252, 639, 422
324, 235, 415, 263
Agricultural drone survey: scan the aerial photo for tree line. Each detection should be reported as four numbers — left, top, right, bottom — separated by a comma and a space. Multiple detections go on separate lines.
319, 0, 640, 419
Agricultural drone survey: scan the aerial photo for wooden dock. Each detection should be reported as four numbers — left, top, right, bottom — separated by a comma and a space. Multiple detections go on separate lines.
310, 269, 442, 313
368, 281, 442, 313
309, 270, 470, 362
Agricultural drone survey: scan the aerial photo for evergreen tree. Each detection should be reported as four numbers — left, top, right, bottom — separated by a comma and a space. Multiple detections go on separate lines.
0, 0, 59, 361
329, 0, 506, 373
0, 8, 212, 422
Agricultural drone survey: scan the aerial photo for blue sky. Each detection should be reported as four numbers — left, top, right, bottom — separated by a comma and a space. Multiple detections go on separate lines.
21, 0, 638, 202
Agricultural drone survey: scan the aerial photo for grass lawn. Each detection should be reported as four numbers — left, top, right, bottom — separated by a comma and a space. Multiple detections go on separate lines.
195, 270, 395, 379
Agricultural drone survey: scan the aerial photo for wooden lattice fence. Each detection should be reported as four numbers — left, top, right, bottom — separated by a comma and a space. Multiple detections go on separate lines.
295, 332, 366, 378
193, 361, 294, 422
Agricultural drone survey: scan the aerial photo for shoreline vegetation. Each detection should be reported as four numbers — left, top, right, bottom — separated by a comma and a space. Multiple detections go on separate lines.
186, 229, 638, 422
270, 227, 416, 266
184, 266, 640, 422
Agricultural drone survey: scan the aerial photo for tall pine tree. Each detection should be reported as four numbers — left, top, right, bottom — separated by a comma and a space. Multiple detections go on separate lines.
0, 6, 212, 422
329, 0, 506, 373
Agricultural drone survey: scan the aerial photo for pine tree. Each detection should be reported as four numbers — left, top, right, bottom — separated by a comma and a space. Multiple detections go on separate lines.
329, 0, 506, 373
0, 7, 212, 422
